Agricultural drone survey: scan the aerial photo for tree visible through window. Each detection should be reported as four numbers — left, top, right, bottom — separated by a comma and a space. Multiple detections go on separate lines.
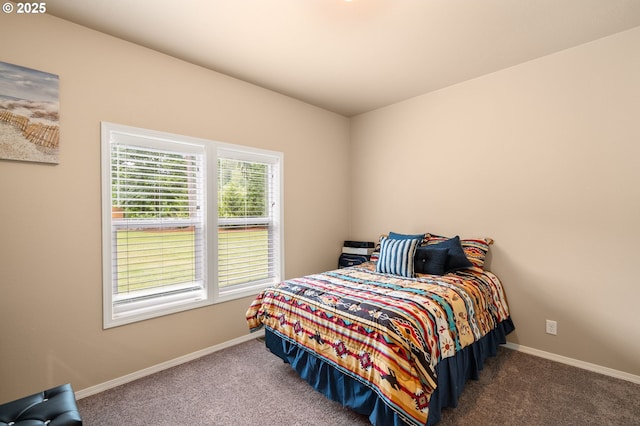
113, 148, 197, 220
218, 159, 267, 218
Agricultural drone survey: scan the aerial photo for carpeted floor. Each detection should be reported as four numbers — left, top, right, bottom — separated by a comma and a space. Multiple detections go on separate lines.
77, 339, 640, 425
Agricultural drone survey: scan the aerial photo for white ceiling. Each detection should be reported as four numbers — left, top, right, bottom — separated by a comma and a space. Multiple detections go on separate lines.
45, 0, 640, 117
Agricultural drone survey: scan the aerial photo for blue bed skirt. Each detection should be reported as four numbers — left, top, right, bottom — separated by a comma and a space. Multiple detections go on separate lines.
264, 317, 515, 426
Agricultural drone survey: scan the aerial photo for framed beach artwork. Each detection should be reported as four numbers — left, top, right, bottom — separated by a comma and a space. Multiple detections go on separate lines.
0, 61, 60, 164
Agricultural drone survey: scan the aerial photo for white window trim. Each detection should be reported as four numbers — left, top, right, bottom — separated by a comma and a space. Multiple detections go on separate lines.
101, 122, 284, 328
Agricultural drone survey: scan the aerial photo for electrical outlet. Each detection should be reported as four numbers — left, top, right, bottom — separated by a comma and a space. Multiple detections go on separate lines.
546, 319, 558, 335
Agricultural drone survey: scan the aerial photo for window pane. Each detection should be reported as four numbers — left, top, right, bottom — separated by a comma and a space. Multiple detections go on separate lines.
217, 158, 268, 218
114, 226, 200, 295
112, 146, 201, 219
217, 155, 278, 289
110, 142, 204, 302
218, 224, 271, 287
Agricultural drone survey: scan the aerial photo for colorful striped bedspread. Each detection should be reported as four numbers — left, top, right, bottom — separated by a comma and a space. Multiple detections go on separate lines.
246, 262, 511, 426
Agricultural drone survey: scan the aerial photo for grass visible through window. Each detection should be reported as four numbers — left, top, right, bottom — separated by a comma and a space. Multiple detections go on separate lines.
218, 226, 270, 287
115, 227, 269, 293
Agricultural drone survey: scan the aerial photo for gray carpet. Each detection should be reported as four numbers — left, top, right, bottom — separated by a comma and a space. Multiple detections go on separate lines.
77, 338, 640, 425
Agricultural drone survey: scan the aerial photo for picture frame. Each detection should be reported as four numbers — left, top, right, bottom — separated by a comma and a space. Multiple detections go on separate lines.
0, 61, 60, 164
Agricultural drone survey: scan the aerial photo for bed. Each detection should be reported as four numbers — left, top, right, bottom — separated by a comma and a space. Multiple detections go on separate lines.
246, 233, 514, 426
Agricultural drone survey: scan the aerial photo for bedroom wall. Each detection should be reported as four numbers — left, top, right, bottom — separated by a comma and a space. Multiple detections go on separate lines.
349, 27, 640, 377
0, 13, 350, 401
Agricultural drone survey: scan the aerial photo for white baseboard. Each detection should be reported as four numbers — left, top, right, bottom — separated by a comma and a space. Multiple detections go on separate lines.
75, 330, 265, 400
76, 332, 638, 400
503, 342, 640, 385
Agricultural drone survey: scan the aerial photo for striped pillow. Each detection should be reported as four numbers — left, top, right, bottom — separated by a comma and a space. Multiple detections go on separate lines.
375, 237, 420, 278
426, 234, 493, 268
459, 238, 493, 268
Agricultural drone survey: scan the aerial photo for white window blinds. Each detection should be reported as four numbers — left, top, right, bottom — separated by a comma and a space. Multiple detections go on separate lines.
217, 149, 281, 292
103, 124, 209, 327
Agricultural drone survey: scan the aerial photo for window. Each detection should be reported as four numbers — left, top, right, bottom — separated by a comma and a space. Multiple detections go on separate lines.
216, 148, 282, 300
101, 122, 283, 328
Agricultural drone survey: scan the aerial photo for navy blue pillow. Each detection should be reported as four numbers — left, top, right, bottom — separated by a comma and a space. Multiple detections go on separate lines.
428, 236, 473, 272
388, 231, 426, 241
414, 246, 449, 275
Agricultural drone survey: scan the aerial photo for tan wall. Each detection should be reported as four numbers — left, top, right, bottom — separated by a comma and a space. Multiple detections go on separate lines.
0, 13, 350, 401
350, 27, 640, 376
2, 10, 638, 405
